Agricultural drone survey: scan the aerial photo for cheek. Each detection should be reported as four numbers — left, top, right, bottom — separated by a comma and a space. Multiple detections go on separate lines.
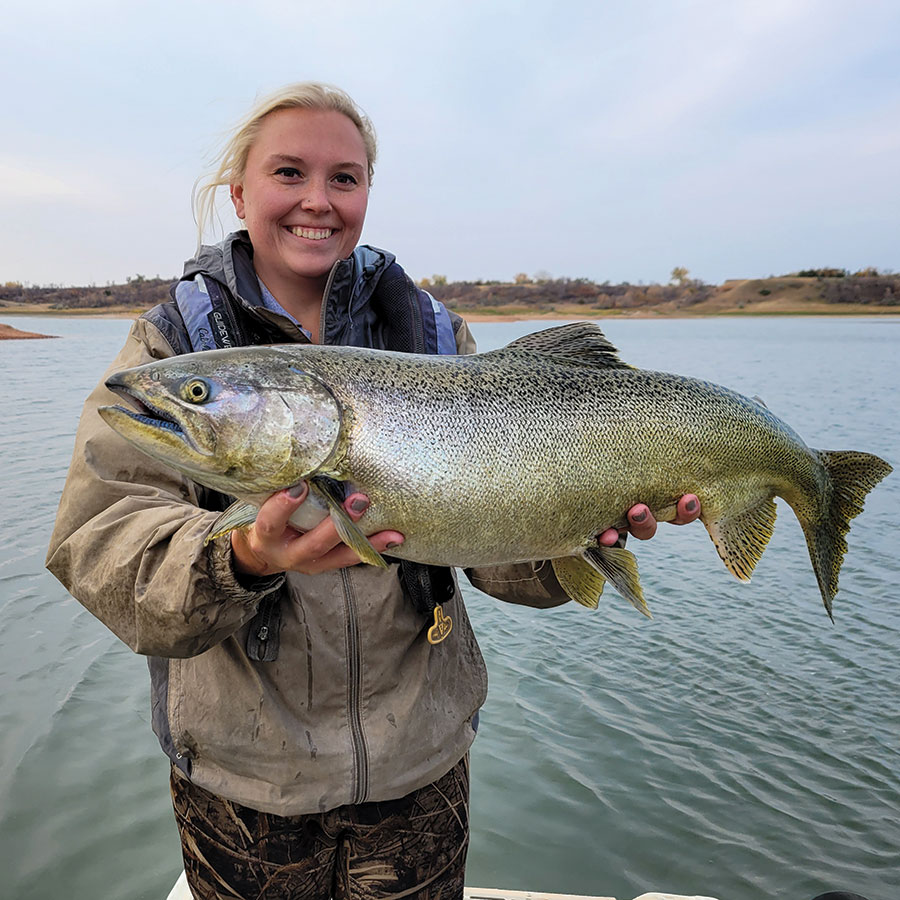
239, 183, 284, 227
343, 194, 369, 235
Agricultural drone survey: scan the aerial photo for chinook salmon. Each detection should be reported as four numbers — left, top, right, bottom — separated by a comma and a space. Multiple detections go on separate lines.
99, 323, 891, 619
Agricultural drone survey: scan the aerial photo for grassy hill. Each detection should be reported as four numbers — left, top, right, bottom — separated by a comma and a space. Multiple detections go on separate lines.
426, 272, 899, 317
1, 271, 897, 319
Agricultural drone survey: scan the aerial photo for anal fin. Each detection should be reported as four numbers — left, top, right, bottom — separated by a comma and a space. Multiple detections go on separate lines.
583, 545, 651, 618
705, 497, 777, 582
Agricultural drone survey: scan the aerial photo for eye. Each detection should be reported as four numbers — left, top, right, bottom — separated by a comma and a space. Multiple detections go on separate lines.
274, 166, 302, 179
182, 378, 212, 403
333, 172, 359, 187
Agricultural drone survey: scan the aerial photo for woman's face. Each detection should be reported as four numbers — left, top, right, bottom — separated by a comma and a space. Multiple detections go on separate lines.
231, 107, 369, 298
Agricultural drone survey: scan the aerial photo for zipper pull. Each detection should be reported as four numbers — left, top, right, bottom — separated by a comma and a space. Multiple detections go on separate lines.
427, 604, 453, 644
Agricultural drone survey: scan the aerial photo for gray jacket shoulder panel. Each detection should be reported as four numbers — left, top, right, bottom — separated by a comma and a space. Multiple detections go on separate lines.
141, 300, 192, 357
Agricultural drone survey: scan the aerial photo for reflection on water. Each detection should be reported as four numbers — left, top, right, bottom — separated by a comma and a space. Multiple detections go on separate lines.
0, 316, 897, 900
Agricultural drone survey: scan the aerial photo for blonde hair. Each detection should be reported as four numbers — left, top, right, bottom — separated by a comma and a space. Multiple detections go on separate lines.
193, 82, 377, 244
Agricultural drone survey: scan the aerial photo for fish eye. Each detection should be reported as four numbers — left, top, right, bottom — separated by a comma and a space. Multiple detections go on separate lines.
182, 378, 212, 404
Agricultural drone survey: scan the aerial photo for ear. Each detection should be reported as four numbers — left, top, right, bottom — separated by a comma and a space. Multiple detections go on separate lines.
231, 184, 245, 220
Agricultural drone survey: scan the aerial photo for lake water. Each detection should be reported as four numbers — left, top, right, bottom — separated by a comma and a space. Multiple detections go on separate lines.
0, 315, 897, 900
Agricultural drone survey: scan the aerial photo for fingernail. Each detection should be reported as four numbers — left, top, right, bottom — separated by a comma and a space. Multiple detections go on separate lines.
287, 482, 306, 499
385, 540, 402, 550
350, 497, 369, 513
632, 510, 647, 523
685, 499, 698, 513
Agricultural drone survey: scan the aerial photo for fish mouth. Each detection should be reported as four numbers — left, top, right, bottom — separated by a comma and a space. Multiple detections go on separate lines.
112, 388, 184, 433
101, 379, 209, 456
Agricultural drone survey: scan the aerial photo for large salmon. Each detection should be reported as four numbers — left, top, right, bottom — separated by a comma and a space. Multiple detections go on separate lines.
99, 323, 891, 618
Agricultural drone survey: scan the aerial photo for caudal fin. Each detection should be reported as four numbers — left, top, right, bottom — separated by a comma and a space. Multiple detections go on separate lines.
803, 450, 892, 620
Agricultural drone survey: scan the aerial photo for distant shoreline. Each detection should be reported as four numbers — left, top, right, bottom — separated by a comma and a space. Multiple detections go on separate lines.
3, 307, 897, 342
2, 303, 899, 329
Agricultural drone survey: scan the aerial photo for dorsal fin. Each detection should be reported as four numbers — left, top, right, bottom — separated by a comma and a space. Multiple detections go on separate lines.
499, 322, 632, 369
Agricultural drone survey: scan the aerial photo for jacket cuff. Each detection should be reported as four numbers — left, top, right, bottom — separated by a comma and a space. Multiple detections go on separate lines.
206, 534, 285, 602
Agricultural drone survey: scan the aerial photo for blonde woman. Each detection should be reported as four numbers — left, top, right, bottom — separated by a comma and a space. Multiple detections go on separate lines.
48, 82, 699, 899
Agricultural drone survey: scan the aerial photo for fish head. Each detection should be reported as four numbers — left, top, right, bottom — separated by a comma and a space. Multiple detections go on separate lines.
98, 348, 341, 495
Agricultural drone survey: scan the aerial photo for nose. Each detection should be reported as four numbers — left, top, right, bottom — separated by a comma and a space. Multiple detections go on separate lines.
300, 179, 331, 213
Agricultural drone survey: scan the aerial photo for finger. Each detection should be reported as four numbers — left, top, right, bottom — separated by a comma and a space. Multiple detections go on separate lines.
672, 494, 701, 525
253, 483, 308, 540
279, 491, 381, 573
627, 504, 658, 540
284, 512, 348, 563
233, 484, 311, 575
343, 492, 370, 521
598, 527, 623, 547
296, 529, 405, 576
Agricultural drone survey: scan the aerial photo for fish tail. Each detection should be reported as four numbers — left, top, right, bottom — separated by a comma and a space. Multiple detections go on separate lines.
802, 450, 892, 620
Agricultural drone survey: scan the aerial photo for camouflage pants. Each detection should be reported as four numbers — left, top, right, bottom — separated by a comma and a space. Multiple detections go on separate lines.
171, 756, 469, 900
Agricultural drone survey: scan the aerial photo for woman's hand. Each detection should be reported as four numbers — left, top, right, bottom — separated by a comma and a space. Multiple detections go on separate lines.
597, 494, 701, 547
231, 483, 404, 577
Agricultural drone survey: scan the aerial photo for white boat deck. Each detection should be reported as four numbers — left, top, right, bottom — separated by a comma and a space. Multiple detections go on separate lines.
168, 870, 720, 900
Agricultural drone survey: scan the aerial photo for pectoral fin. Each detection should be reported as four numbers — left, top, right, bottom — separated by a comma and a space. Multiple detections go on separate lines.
583, 545, 651, 618
308, 478, 388, 569
705, 498, 777, 582
205, 500, 259, 545
551, 556, 606, 609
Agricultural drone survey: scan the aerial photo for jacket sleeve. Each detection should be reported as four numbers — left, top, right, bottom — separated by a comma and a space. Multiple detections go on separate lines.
45, 316, 283, 658
464, 561, 571, 609
453, 317, 571, 609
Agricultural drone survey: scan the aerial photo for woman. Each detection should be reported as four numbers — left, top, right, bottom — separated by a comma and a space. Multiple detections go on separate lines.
47, 82, 700, 899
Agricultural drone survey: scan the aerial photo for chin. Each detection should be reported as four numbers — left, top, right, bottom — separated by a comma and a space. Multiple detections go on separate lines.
288, 259, 341, 280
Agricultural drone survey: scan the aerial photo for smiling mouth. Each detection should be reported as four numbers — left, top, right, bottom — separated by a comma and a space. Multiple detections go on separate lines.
289, 226, 335, 241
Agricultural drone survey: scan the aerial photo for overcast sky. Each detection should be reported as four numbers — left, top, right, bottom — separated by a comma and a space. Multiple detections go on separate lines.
2, 0, 897, 287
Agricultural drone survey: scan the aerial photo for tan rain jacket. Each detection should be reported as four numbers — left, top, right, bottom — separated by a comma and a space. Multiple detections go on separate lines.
47, 240, 570, 815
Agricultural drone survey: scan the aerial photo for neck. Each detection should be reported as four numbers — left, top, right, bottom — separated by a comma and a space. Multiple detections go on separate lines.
256, 268, 329, 341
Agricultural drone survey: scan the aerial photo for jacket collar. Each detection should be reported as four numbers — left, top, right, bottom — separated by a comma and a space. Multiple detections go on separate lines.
180, 231, 395, 343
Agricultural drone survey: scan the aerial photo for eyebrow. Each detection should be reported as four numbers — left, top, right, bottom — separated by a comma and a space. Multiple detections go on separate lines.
267, 153, 365, 172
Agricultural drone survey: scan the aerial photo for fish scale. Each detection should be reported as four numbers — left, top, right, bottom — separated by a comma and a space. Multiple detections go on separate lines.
99, 322, 892, 619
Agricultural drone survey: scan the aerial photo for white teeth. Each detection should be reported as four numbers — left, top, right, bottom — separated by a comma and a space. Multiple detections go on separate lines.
290, 227, 333, 240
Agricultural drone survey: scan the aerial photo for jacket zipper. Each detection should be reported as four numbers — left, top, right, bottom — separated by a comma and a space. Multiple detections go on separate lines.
341, 568, 369, 803
318, 259, 343, 345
